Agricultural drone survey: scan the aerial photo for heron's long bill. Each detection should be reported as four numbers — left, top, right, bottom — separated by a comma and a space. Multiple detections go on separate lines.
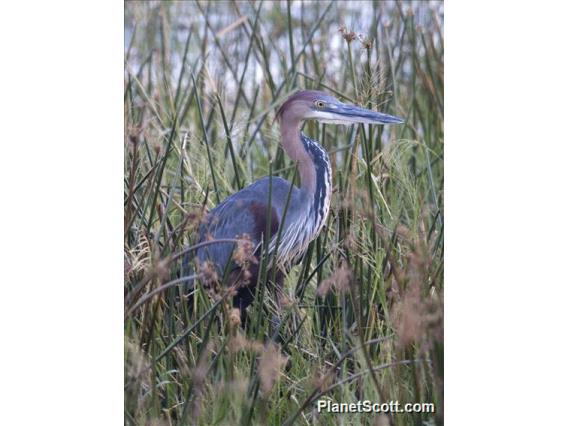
316, 103, 404, 125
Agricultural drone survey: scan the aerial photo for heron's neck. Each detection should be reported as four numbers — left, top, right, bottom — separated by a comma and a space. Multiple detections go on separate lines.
280, 119, 317, 194
276, 122, 332, 265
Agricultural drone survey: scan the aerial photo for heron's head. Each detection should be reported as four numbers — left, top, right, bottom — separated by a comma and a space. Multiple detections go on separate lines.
276, 90, 404, 126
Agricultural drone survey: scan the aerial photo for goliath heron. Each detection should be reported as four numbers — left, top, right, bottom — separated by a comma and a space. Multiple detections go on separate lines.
192, 90, 403, 324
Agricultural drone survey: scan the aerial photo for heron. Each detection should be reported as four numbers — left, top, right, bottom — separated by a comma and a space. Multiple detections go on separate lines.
191, 90, 403, 325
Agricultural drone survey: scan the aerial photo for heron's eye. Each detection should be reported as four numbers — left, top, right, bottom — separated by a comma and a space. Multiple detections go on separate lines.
314, 100, 325, 109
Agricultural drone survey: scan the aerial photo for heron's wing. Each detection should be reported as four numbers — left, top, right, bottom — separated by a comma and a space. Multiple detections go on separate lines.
196, 198, 279, 272
195, 177, 297, 274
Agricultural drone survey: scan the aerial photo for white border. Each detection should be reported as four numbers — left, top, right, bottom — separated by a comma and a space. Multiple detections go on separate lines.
0, 2, 123, 424
447, 1, 568, 424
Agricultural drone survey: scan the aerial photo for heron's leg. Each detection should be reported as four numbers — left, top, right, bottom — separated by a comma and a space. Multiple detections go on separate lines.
228, 265, 258, 329
233, 285, 255, 329
239, 305, 249, 329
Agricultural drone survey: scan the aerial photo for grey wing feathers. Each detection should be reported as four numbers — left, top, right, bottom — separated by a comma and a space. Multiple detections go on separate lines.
196, 199, 260, 274
194, 176, 298, 274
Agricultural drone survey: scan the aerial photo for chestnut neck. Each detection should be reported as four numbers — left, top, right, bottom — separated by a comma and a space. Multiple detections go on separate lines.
279, 117, 316, 195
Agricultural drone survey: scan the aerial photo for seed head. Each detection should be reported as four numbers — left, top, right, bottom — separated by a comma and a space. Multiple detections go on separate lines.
229, 308, 241, 328
258, 343, 288, 394
232, 233, 257, 267
339, 26, 357, 43
198, 260, 219, 286
358, 34, 373, 50
316, 262, 353, 296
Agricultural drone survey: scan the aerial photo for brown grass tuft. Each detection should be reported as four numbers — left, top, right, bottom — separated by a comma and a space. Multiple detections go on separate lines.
197, 259, 219, 286
310, 367, 336, 392
228, 332, 263, 354
392, 282, 423, 348
258, 343, 288, 394
316, 262, 354, 296
232, 233, 258, 267
374, 413, 392, 426
229, 308, 241, 328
